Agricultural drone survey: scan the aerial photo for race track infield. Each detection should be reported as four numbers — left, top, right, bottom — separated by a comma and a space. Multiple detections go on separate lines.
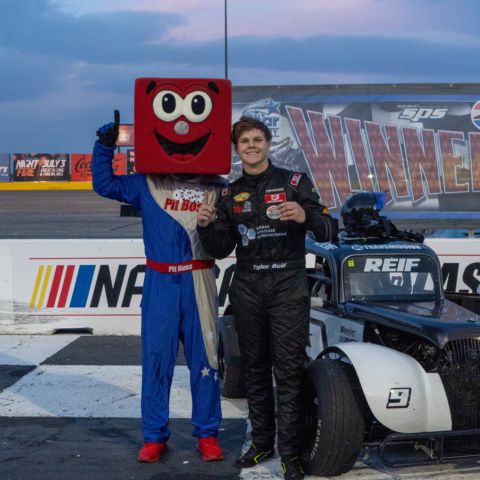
1, 335, 480, 480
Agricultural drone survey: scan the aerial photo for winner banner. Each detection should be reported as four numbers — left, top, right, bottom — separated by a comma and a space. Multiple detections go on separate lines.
232, 83, 480, 224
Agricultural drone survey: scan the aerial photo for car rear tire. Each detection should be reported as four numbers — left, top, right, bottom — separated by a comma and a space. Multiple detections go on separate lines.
217, 315, 245, 398
301, 358, 365, 476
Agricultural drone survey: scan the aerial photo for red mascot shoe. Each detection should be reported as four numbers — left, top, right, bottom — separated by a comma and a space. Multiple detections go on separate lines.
137, 442, 168, 462
197, 437, 225, 461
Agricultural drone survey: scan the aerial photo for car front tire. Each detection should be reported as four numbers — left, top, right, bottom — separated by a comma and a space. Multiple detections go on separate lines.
301, 358, 365, 476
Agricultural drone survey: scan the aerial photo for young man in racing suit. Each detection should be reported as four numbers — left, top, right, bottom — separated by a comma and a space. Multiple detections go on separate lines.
197, 116, 337, 480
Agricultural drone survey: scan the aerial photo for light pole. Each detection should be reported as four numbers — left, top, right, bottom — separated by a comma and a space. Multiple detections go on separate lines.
224, 0, 228, 79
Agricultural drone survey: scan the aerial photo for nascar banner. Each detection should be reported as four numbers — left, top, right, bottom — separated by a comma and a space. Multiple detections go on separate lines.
12, 153, 69, 181
0, 239, 235, 334
232, 84, 480, 224
427, 238, 480, 295
0, 154, 9, 181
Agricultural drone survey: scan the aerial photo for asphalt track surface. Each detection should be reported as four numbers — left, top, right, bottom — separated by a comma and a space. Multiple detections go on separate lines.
0, 190, 143, 239
2, 190, 480, 480
0, 335, 247, 480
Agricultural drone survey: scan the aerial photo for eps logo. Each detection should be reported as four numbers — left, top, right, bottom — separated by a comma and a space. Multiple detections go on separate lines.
399, 107, 448, 122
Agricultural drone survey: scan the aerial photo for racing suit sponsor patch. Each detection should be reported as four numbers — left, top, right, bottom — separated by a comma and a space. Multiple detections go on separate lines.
266, 205, 281, 219
265, 192, 286, 203
265, 187, 284, 193
256, 224, 287, 239
234, 192, 250, 202
289, 172, 302, 186
238, 224, 256, 246
233, 201, 252, 214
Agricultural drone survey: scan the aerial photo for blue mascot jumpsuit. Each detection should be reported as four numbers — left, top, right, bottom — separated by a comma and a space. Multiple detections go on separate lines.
92, 141, 223, 442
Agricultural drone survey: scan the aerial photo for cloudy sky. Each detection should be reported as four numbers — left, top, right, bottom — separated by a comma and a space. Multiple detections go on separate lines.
1, 0, 479, 153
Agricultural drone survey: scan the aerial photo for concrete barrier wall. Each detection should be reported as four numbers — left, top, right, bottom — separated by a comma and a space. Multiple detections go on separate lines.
0, 239, 234, 335
0, 238, 478, 334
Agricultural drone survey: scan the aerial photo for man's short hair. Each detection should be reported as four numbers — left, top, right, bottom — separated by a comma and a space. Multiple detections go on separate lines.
231, 116, 272, 145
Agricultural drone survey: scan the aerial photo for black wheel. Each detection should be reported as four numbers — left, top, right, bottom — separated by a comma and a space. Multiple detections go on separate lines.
217, 315, 245, 398
301, 358, 365, 476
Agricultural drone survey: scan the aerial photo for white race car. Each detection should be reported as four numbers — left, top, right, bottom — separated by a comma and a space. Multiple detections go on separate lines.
217, 192, 480, 476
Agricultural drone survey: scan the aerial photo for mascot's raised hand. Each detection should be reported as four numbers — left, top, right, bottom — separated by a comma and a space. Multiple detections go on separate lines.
96, 110, 120, 147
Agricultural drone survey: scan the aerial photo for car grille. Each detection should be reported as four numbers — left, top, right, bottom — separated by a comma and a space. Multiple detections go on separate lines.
440, 338, 480, 430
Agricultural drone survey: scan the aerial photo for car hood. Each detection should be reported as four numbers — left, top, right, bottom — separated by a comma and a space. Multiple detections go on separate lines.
345, 300, 480, 348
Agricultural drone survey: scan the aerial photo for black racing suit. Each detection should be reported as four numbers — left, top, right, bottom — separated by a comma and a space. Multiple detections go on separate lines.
197, 161, 337, 456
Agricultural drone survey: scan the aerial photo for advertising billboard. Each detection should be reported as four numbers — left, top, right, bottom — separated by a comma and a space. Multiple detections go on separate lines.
232, 83, 480, 227
0, 154, 10, 181
113, 152, 126, 175
127, 149, 135, 175
71, 153, 92, 181
70, 153, 126, 180
117, 124, 134, 147
12, 153, 69, 181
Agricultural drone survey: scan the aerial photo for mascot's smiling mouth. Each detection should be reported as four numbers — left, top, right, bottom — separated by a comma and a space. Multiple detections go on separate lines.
154, 131, 210, 160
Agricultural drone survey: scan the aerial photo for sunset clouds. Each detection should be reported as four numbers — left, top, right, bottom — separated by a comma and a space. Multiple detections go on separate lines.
1, 0, 479, 152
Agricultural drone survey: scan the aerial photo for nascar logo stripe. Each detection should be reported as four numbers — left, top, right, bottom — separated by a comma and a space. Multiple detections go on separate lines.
29, 262, 145, 310
70, 265, 95, 308
29, 265, 45, 307
47, 265, 64, 308
58, 265, 75, 308
30, 265, 56, 308
31, 264, 96, 308
37, 265, 52, 308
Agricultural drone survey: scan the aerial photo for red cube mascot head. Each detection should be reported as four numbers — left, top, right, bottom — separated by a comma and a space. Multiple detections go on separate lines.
134, 78, 232, 174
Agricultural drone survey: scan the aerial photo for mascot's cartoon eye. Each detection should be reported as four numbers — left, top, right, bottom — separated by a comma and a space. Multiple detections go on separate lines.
183, 91, 213, 123
153, 90, 184, 122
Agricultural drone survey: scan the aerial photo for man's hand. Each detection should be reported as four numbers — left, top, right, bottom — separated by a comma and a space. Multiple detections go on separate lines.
96, 110, 120, 147
278, 201, 306, 223
197, 203, 217, 227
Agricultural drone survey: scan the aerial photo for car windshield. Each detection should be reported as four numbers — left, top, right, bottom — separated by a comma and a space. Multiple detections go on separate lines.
342, 254, 440, 302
